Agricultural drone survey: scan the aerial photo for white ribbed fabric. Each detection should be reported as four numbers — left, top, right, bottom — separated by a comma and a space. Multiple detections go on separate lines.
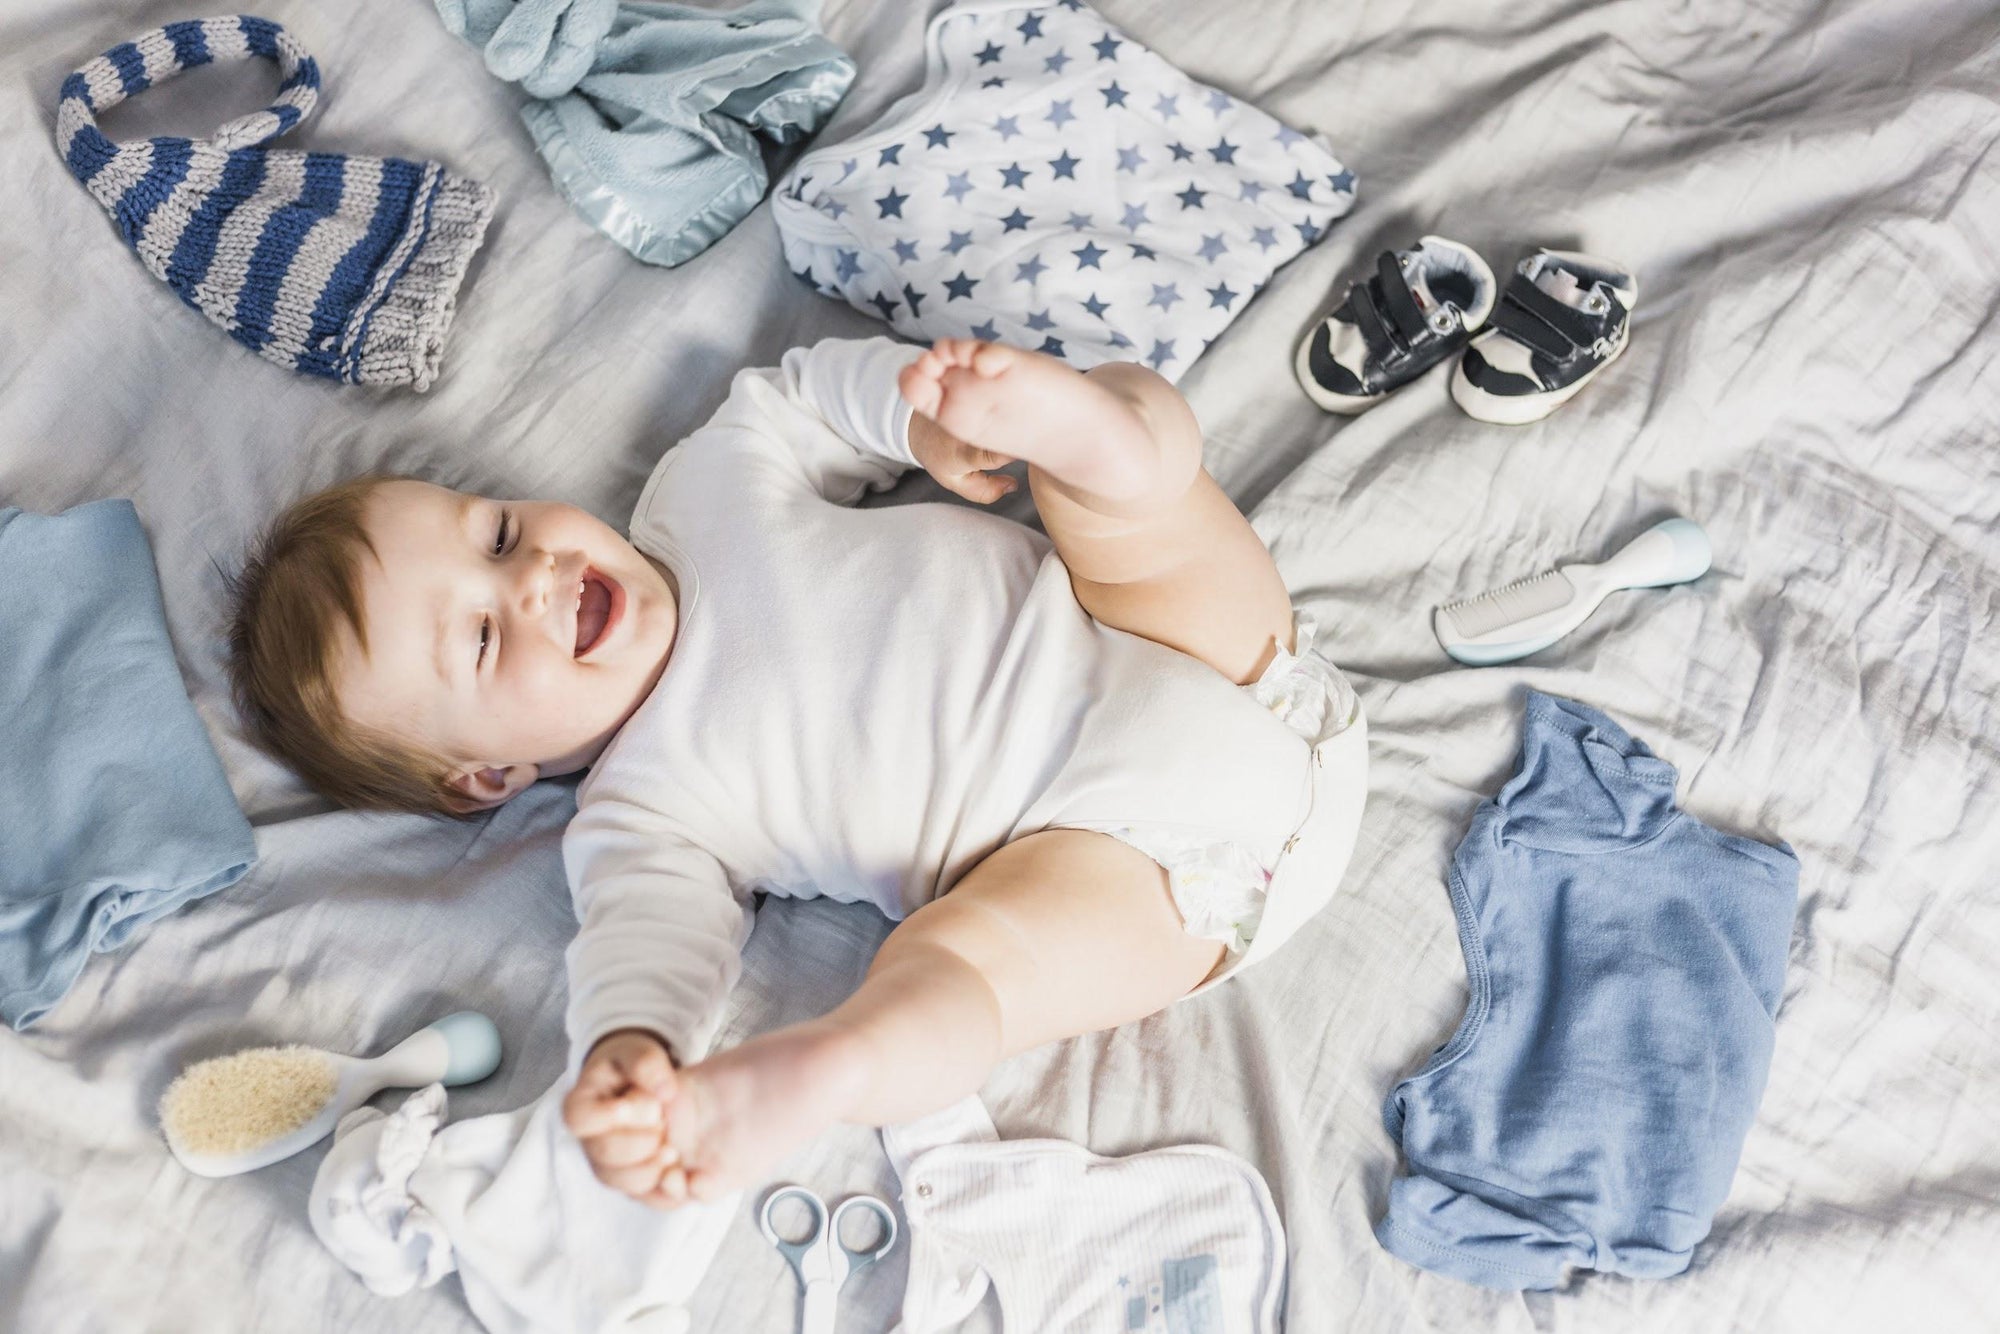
883, 1099, 1286, 1334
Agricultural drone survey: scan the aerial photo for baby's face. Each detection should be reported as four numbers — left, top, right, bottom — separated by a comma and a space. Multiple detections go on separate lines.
339, 480, 678, 804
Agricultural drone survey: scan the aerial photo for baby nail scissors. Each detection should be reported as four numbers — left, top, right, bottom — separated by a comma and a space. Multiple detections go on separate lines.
759, 1185, 900, 1334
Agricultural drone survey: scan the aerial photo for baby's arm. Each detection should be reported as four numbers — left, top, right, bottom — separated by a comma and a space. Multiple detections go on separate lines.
676, 337, 928, 506
561, 802, 751, 1202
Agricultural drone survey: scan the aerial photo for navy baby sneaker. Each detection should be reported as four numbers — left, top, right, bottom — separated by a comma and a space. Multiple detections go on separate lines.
1451, 250, 1638, 424
1295, 236, 1496, 414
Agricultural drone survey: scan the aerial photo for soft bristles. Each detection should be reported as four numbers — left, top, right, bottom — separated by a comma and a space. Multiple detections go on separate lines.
1439, 569, 1575, 639
158, 1046, 338, 1158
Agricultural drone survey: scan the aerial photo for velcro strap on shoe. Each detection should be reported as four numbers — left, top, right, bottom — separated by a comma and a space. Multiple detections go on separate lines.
1373, 251, 1435, 345
1491, 273, 1601, 362
1348, 280, 1401, 358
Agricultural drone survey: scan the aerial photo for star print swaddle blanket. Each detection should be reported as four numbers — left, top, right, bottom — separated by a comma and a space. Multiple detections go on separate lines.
772, 0, 1354, 381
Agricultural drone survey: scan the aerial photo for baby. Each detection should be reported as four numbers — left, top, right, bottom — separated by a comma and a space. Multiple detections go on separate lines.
229, 337, 1367, 1206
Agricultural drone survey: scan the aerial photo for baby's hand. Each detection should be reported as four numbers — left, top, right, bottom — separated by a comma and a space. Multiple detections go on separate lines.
563, 1028, 689, 1207
907, 411, 1020, 505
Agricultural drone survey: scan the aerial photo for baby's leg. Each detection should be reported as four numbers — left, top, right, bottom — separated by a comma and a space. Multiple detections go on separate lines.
660, 830, 1221, 1199
901, 340, 1294, 684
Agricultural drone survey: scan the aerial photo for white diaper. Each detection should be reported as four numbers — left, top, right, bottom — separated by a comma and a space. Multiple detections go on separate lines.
1083, 614, 1364, 961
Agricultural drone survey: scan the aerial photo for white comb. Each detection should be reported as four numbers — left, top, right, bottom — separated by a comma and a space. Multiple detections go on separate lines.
1433, 518, 1711, 665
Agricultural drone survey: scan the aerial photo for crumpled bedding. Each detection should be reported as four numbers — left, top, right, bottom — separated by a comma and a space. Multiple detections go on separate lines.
1, 0, 1995, 1331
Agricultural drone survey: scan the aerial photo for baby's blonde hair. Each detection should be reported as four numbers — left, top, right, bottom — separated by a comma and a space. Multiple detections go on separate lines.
227, 476, 471, 816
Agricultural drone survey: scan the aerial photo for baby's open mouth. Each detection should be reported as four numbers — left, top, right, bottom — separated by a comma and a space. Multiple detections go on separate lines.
574, 570, 618, 657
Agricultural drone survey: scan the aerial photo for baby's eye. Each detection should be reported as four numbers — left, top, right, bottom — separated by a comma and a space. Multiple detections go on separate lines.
492, 511, 510, 556
477, 616, 492, 667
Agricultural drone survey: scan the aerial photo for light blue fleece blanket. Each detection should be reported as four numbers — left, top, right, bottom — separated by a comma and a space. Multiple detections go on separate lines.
0, 501, 255, 1028
437, 0, 855, 265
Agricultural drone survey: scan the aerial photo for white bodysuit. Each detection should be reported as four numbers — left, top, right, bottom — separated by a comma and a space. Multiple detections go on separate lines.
564, 337, 1367, 1062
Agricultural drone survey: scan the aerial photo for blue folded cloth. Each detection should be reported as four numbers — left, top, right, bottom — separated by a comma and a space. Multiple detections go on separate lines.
0, 500, 256, 1029
437, 0, 855, 265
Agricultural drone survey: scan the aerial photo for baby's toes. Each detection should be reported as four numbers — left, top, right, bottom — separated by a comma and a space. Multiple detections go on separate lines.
929, 337, 985, 368
969, 341, 1017, 378
898, 363, 943, 417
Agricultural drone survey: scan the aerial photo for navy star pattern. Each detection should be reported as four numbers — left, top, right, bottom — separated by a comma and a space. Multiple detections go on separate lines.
772, 4, 1352, 377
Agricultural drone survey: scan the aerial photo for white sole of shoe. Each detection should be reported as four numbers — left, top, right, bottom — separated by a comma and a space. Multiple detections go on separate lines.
1450, 326, 1630, 425
1293, 328, 1383, 414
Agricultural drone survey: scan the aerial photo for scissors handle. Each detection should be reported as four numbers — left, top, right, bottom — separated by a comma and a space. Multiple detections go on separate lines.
760, 1185, 832, 1283
829, 1195, 900, 1278
799, 1278, 838, 1334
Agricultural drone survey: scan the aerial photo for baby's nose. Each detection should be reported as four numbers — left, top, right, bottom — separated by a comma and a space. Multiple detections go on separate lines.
519, 551, 559, 615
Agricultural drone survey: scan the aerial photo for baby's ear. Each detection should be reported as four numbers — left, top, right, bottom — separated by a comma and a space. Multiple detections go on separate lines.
447, 762, 539, 809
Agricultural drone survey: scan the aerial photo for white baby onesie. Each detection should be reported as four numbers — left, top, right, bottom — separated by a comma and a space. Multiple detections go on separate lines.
773, 0, 1355, 382
564, 336, 1362, 1065
883, 1098, 1287, 1334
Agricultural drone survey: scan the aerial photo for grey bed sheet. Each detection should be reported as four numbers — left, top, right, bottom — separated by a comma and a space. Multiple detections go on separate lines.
3, 0, 1997, 1330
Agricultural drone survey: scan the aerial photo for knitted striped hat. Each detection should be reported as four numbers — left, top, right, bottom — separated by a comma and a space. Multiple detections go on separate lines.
55, 16, 495, 391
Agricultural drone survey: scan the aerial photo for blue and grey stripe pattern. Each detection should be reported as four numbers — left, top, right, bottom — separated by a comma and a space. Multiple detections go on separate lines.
55, 16, 494, 390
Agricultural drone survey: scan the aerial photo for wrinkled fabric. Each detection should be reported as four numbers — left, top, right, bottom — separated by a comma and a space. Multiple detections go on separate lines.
1377, 693, 1799, 1289
0, 501, 254, 1028
5, 0, 2000, 1330
438, 0, 854, 264
883, 1098, 1286, 1334
311, 1082, 733, 1333
773, 0, 1354, 381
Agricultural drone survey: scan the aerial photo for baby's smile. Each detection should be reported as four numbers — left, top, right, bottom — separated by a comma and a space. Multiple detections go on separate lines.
335, 479, 679, 805
574, 568, 622, 658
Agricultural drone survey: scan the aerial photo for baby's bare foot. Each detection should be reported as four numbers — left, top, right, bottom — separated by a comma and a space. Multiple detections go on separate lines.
662, 1024, 871, 1202
898, 339, 1166, 502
